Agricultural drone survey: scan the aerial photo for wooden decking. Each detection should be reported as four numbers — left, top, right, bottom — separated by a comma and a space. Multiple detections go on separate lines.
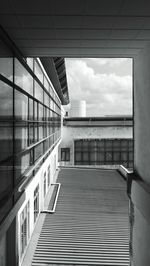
32, 168, 129, 266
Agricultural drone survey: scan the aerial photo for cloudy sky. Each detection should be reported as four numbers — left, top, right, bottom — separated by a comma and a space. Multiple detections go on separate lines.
65, 58, 133, 117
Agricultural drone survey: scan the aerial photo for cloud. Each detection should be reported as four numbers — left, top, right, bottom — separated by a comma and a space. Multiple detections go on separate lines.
65, 58, 132, 116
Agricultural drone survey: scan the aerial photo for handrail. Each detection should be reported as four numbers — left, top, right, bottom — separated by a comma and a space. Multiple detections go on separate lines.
118, 165, 133, 179
118, 165, 134, 199
41, 183, 61, 214
18, 137, 61, 192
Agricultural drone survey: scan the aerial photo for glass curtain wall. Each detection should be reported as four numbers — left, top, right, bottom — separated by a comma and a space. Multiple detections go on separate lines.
0, 43, 61, 223
74, 139, 133, 168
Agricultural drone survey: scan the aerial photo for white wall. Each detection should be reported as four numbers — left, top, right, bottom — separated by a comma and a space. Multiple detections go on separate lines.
59, 125, 133, 165
17, 143, 59, 265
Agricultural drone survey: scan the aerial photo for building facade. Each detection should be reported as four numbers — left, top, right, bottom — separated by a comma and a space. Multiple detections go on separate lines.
0, 36, 69, 265
59, 116, 133, 169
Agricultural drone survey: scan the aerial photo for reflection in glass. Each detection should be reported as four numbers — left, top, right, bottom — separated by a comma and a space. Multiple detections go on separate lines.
26, 58, 34, 70
35, 61, 43, 83
39, 104, 43, 121
34, 101, 38, 120
15, 152, 30, 180
44, 91, 49, 107
35, 81, 43, 102
44, 76, 49, 92
34, 143, 43, 161
39, 125, 43, 140
29, 123, 34, 145
29, 98, 33, 120
34, 123, 39, 142
0, 58, 13, 81
15, 90, 28, 120
0, 81, 13, 119
15, 58, 33, 95
15, 122, 28, 154
0, 123, 13, 162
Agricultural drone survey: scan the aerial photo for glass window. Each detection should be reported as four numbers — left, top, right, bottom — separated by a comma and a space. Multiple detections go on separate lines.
0, 122, 13, 162
29, 98, 33, 120
0, 81, 13, 119
15, 122, 28, 154
44, 91, 49, 107
39, 125, 43, 140
43, 172, 46, 197
39, 104, 43, 121
26, 58, 33, 70
34, 123, 39, 142
15, 152, 30, 181
15, 58, 33, 95
34, 101, 38, 121
0, 58, 13, 81
20, 201, 30, 258
15, 90, 28, 120
43, 139, 49, 153
0, 159, 13, 200
44, 76, 49, 93
48, 166, 50, 187
34, 185, 39, 223
121, 152, 128, 161
34, 143, 43, 161
113, 152, 120, 161
34, 61, 43, 83
29, 123, 34, 145
35, 81, 43, 102
61, 148, 70, 161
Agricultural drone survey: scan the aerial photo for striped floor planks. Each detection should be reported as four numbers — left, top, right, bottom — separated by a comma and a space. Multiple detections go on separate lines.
32, 168, 129, 266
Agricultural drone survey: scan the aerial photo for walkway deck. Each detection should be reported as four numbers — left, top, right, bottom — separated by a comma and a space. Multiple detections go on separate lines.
32, 168, 129, 266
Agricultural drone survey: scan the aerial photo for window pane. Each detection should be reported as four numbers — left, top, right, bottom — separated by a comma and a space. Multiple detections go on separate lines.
75, 152, 81, 161
29, 123, 34, 145
34, 61, 43, 83
15, 90, 28, 120
34, 143, 43, 161
0, 58, 13, 81
106, 152, 113, 162
29, 98, 33, 120
44, 91, 49, 107
97, 152, 104, 162
15, 152, 30, 180
39, 125, 43, 140
26, 58, 33, 70
34, 101, 38, 121
39, 104, 43, 121
15, 58, 33, 95
0, 81, 13, 119
15, 122, 28, 154
113, 152, 120, 161
35, 81, 43, 102
44, 76, 49, 93
121, 152, 128, 161
0, 122, 13, 162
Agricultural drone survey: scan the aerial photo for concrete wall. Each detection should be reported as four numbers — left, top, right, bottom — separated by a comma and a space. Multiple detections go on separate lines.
59, 126, 133, 165
134, 44, 150, 185
131, 43, 150, 266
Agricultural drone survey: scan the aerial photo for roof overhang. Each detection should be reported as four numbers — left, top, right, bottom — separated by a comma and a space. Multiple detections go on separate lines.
0, 0, 150, 58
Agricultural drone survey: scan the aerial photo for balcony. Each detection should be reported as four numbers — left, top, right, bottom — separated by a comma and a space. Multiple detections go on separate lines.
22, 167, 129, 266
